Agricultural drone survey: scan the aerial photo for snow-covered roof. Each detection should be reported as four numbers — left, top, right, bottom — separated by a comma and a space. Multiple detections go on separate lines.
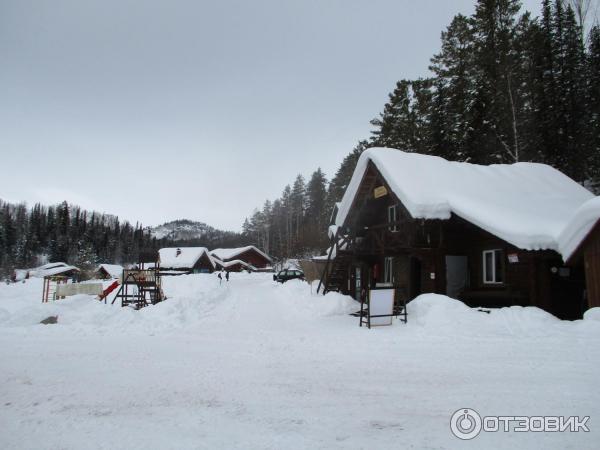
558, 197, 600, 261
335, 148, 597, 256
29, 262, 80, 278
329, 202, 341, 225
97, 264, 123, 278
212, 257, 257, 271
159, 247, 215, 270
312, 239, 348, 261
210, 246, 272, 262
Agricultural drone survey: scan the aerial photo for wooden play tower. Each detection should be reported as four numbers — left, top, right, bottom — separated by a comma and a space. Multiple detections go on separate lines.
112, 266, 164, 309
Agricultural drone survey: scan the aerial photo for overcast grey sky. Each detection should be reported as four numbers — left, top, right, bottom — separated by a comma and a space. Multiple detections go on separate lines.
0, 0, 542, 231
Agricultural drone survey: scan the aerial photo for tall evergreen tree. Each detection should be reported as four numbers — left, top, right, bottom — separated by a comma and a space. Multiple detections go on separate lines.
429, 14, 476, 160
326, 140, 372, 214
469, 0, 523, 163
586, 25, 600, 190
305, 168, 328, 249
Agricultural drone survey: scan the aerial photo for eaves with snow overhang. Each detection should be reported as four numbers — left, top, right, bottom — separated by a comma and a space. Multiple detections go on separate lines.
334, 148, 598, 259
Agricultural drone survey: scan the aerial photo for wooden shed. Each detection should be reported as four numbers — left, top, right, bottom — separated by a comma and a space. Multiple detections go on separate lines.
577, 222, 600, 309
96, 264, 124, 279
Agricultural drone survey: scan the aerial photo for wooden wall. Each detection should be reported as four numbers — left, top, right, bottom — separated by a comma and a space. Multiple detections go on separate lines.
231, 249, 271, 269
192, 253, 215, 273
583, 222, 600, 309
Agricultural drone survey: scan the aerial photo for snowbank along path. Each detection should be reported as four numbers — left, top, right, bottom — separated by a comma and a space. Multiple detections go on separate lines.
0, 273, 599, 449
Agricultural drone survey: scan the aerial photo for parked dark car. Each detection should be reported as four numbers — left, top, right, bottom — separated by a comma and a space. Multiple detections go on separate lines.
273, 269, 305, 283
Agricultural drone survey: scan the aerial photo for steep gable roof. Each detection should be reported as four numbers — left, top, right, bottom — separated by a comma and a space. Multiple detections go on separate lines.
558, 197, 600, 261
159, 247, 215, 270
335, 148, 597, 256
212, 257, 257, 271
98, 264, 123, 278
210, 246, 272, 263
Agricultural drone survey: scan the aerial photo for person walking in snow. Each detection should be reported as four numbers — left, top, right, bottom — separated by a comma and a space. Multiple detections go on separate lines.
225, 271, 230, 282
218, 271, 222, 285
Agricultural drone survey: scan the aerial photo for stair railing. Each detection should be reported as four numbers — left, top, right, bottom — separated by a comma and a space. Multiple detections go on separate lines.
316, 227, 342, 294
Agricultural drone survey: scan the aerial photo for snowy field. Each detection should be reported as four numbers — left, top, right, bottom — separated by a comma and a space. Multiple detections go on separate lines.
1, 273, 599, 450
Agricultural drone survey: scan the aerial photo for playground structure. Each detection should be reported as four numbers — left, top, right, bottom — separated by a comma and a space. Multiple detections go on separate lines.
42, 275, 69, 303
111, 269, 164, 309
99, 280, 120, 303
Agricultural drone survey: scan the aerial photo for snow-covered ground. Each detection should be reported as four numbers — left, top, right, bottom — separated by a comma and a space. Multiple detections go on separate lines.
0, 274, 599, 449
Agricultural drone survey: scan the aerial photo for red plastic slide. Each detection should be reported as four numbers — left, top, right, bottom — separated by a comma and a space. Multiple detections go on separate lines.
99, 280, 120, 301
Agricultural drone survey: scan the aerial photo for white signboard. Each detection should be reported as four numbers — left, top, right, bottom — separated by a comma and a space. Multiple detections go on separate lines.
56, 283, 103, 297
369, 288, 395, 326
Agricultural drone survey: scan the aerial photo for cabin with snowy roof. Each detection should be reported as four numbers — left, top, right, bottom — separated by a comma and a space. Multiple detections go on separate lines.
158, 247, 216, 274
210, 246, 272, 272
318, 147, 599, 320
96, 264, 124, 279
12, 262, 81, 281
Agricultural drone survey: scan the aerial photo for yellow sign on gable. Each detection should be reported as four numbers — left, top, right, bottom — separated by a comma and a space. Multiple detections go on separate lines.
374, 186, 388, 198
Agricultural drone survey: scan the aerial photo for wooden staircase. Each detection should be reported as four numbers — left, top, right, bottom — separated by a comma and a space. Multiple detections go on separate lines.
317, 228, 353, 295
317, 166, 380, 295
322, 254, 352, 293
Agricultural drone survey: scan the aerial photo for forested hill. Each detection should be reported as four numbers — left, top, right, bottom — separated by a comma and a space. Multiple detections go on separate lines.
242, 0, 600, 261
0, 200, 248, 276
148, 220, 246, 249
2, 0, 599, 274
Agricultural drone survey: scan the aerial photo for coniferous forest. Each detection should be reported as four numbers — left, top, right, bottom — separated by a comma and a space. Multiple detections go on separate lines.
242, 0, 600, 259
1, 0, 599, 275
0, 200, 163, 276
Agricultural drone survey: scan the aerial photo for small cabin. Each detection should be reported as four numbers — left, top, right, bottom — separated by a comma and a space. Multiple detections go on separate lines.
13, 262, 81, 282
158, 247, 216, 274
210, 246, 272, 271
320, 148, 599, 320
96, 264, 124, 279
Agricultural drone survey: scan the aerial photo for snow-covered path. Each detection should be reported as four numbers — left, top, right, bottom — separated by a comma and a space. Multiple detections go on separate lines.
0, 274, 599, 449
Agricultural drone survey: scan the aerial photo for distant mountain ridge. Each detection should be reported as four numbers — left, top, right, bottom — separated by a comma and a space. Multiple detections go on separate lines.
148, 219, 247, 249
150, 219, 218, 240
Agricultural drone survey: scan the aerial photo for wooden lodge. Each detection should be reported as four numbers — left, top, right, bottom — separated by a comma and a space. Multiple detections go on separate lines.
210, 246, 272, 272
158, 247, 216, 274
318, 148, 600, 320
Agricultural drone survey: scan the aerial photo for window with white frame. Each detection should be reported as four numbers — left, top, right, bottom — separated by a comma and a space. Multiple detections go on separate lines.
384, 257, 394, 285
388, 205, 398, 232
483, 249, 504, 284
